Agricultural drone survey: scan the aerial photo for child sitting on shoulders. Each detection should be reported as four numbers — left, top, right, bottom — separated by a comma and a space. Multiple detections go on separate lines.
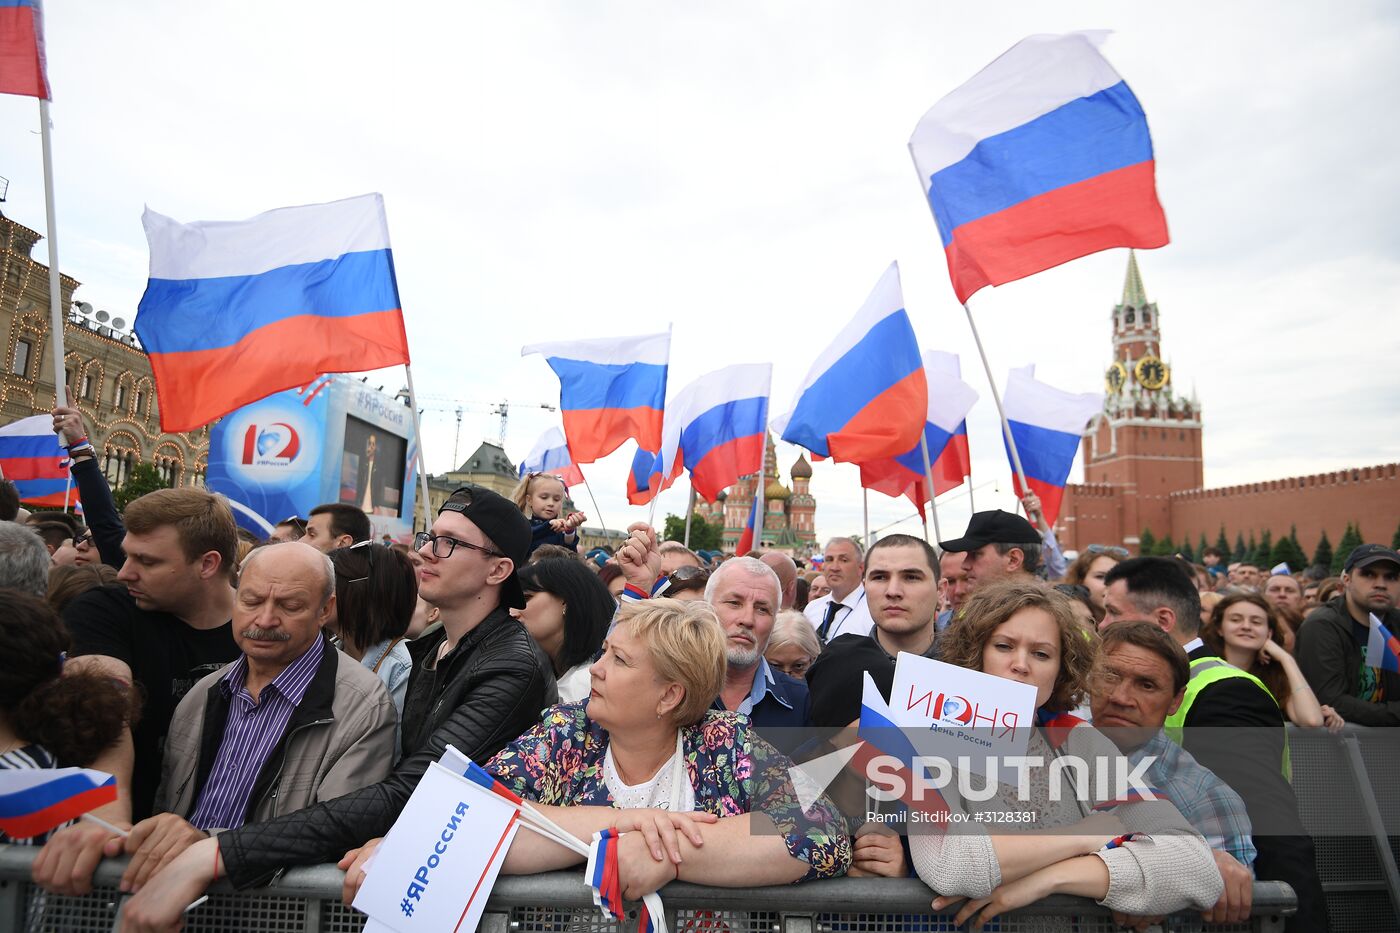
511, 472, 587, 556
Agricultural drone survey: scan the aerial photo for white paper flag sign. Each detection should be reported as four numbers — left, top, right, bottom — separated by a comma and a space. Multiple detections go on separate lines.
354, 762, 519, 933
887, 652, 1037, 777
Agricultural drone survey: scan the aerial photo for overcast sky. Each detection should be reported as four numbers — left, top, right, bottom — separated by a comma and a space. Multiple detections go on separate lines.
2, 2, 1396, 544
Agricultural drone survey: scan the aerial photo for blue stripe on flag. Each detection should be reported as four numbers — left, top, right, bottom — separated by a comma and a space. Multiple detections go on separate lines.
678, 396, 769, 465
892, 422, 957, 474
136, 249, 401, 355
543, 359, 667, 411
0, 773, 112, 817
0, 435, 64, 458
13, 478, 70, 498
1005, 420, 1083, 487
781, 312, 923, 456
927, 82, 1153, 246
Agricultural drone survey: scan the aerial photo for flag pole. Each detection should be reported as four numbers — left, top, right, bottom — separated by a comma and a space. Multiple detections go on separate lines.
683, 485, 696, 548
751, 467, 764, 553
966, 471, 976, 512
402, 364, 434, 533
918, 434, 943, 543
61, 470, 72, 513
38, 95, 67, 409
960, 302, 1044, 532
579, 470, 611, 546
862, 487, 870, 547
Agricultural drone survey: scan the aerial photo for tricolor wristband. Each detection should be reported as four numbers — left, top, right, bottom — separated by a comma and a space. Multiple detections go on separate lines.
621, 584, 650, 602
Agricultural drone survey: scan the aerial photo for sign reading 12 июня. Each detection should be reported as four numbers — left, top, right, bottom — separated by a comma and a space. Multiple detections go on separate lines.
888, 652, 1037, 777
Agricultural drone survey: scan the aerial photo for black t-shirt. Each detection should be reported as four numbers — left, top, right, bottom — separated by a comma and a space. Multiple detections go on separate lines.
62, 585, 239, 821
805, 632, 939, 728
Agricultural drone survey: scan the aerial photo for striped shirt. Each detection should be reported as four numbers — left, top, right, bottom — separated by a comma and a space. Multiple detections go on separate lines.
1128, 729, 1257, 869
188, 637, 324, 831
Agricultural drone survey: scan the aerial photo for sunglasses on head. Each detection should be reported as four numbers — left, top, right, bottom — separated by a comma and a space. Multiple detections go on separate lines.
1086, 544, 1130, 559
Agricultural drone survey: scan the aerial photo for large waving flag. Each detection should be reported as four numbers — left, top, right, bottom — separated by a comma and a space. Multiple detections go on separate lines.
909, 32, 1168, 304
518, 426, 585, 487
926, 351, 973, 491
0, 768, 116, 839
0, 414, 70, 507
659, 363, 773, 502
136, 194, 411, 433
522, 332, 668, 465
859, 352, 978, 508
1002, 366, 1102, 526
773, 263, 926, 463
0, 0, 50, 99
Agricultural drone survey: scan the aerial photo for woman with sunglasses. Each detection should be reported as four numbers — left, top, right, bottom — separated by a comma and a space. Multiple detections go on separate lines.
327, 543, 418, 736
514, 557, 615, 702
1063, 544, 1127, 623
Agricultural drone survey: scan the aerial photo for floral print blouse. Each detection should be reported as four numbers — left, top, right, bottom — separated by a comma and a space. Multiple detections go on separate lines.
486, 702, 850, 881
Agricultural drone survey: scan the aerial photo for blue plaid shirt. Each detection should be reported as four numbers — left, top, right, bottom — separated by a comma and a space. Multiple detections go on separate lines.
1128, 729, 1256, 869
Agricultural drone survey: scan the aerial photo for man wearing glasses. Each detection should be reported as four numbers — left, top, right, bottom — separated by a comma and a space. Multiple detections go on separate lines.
159, 484, 558, 895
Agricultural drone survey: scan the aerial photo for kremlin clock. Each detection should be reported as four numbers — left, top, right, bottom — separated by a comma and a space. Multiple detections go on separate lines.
1105, 361, 1127, 394
1134, 355, 1168, 390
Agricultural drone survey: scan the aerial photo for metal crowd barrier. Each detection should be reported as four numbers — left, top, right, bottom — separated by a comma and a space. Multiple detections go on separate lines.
11, 720, 1400, 932
1286, 722, 1400, 931
0, 848, 1296, 933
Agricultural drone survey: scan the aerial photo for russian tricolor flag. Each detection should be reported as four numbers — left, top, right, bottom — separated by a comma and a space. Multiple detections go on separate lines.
652, 363, 773, 503
518, 426, 585, 488
1002, 366, 1102, 527
0, 768, 117, 839
0, 414, 70, 508
773, 263, 926, 463
135, 194, 412, 433
909, 32, 1168, 304
1368, 614, 1400, 674
626, 444, 660, 506
859, 352, 978, 509
523, 331, 668, 465
0, 0, 49, 100
736, 495, 759, 557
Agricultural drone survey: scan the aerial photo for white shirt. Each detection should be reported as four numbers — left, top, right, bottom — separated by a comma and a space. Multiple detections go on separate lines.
602, 731, 696, 812
557, 663, 592, 704
803, 585, 873, 641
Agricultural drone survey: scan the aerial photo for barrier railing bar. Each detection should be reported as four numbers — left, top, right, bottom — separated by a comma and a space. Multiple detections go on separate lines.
1341, 733, 1400, 918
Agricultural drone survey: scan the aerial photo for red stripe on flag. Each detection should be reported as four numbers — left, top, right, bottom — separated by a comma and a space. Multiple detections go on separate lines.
945, 161, 1169, 304
689, 433, 767, 502
0, 455, 67, 481
826, 369, 929, 464
1009, 474, 1066, 528
0, 6, 49, 99
0, 781, 117, 839
561, 407, 665, 465
146, 309, 410, 433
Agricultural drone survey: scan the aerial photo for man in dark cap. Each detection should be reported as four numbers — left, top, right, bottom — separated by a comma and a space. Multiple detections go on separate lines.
1298, 543, 1400, 726
119, 485, 558, 922
938, 509, 1042, 596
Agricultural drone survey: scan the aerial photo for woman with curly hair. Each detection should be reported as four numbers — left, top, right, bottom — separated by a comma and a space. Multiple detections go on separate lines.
0, 590, 138, 843
911, 580, 1222, 928
1201, 591, 1342, 731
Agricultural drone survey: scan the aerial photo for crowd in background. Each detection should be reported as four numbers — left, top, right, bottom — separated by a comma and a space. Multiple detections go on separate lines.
0, 406, 1396, 933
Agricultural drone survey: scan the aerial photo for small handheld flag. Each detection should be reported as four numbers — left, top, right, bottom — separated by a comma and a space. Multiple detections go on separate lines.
0, 414, 71, 508
910, 31, 1168, 303
518, 427, 585, 487
1368, 614, 1400, 674
0, 767, 117, 839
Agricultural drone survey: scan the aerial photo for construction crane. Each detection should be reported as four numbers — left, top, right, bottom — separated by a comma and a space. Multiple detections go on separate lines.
416, 395, 557, 466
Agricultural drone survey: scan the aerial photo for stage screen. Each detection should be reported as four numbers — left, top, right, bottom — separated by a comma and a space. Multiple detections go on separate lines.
339, 415, 406, 517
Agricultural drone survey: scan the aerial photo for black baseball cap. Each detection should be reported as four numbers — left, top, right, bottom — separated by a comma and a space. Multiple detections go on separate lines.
438, 484, 531, 609
939, 509, 1040, 553
1343, 543, 1400, 573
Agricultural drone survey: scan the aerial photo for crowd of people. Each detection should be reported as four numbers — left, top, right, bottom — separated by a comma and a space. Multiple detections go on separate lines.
0, 408, 1395, 932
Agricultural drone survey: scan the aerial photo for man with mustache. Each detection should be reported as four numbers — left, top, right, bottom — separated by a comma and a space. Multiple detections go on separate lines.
99, 542, 398, 894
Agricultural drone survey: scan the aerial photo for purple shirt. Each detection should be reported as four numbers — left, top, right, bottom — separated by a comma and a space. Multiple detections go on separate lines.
188, 637, 324, 830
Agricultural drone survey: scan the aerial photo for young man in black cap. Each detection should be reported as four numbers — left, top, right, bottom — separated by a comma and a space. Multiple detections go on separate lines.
120, 485, 558, 925
1297, 543, 1400, 726
938, 509, 1042, 597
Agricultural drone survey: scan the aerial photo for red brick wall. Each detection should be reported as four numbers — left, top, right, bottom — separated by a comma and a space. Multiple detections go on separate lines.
1170, 464, 1400, 560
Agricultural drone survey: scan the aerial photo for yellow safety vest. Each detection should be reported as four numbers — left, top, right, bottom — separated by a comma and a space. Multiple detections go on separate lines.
1165, 656, 1291, 780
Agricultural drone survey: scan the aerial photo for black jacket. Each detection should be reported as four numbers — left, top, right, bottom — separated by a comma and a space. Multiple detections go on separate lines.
1297, 596, 1400, 726
219, 607, 557, 888
70, 456, 124, 568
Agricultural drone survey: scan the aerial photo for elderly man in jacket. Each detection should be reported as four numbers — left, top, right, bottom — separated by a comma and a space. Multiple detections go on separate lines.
121, 485, 557, 929
104, 541, 397, 893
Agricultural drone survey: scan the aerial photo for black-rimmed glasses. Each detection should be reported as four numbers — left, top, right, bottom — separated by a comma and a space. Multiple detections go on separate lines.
73, 530, 94, 548
413, 531, 504, 560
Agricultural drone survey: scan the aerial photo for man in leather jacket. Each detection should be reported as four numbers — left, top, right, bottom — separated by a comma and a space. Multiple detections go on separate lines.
133, 484, 558, 894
